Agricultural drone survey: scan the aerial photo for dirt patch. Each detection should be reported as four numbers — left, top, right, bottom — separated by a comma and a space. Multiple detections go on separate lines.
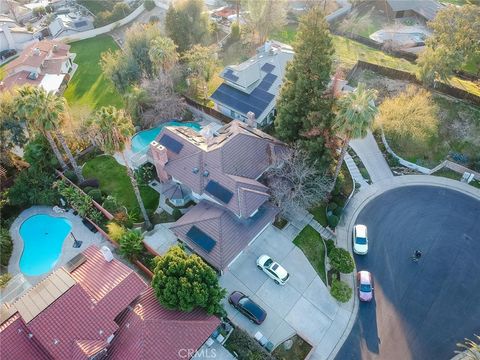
349, 68, 411, 101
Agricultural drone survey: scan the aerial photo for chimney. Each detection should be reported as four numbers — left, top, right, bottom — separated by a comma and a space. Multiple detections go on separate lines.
53, 44, 58, 53
150, 141, 170, 183
246, 111, 256, 128
100, 246, 113, 262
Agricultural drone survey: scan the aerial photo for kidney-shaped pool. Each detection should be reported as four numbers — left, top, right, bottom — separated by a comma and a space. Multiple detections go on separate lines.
19, 214, 72, 276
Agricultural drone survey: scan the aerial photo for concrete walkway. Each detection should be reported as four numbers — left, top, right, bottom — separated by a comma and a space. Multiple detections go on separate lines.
349, 131, 393, 183
344, 153, 370, 188
329, 175, 480, 359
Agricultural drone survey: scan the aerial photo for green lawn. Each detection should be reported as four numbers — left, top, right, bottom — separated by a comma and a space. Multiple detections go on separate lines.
82, 156, 159, 220
77, 0, 112, 15
64, 35, 124, 112
293, 225, 326, 284
310, 203, 328, 227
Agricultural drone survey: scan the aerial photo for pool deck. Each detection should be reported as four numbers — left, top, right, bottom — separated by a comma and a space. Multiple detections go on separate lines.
8, 206, 112, 286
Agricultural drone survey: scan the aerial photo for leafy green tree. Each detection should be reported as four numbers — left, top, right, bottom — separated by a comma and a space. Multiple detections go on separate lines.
8, 166, 59, 207
331, 83, 377, 186
101, 49, 142, 93
144, 0, 155, 11
165, 0, 210, 53
148, 35, 179, 85
86, 106, 152, 229
0, 228, 13, 267
14, 87, 84, 182
329, 247, 354, 274
125, 23, 163, 78
242, 0, 287, 44
330, 279, 352, 303
0, 91, 26, 169
274, 6, 335, 168
417, 5, 480, 85
152, 245, 226, 315
182, 45, 218, 101
23, 136, 58, 171
119, 229, 144, 261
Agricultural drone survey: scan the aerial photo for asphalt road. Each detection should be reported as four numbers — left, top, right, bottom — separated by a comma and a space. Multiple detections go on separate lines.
336, 186, 480, 360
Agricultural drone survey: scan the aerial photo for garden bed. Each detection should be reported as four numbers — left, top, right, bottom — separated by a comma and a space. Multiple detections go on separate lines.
272, 335, 313, 360
273, 217, 288, 229
224, 327, 274, 360
293, 225, 326, 284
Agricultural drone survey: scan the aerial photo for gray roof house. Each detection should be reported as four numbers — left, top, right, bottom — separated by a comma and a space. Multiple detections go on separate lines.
210, 40, 294, 127
149, 121, 285, 272
385, 0, 444, 21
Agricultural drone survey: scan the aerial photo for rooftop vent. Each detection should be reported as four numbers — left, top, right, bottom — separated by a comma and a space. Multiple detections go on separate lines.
53, 44, 58, 53
33, 48, 40, 56
28, 333, 33, 339
101, 246, 113, 262
53, 339, 60, 345
27, 72, 38, 80
192, 167, 199, 174
203, 170, 209, 177
64, 253, 87, 272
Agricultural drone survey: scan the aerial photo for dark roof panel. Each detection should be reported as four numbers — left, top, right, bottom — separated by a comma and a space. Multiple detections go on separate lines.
261, 63, 275, 73
210, 83, 271, 117
205, 180, 234, 203
186, 226, 216, 253
224, 69, 239, 82
159, 134, 183, 154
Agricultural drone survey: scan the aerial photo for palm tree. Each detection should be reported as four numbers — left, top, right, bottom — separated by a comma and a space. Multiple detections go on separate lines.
15, 86, 84, 182
332, 83, 378, 186
148, 36, 178, 85
88, 106, 152, 229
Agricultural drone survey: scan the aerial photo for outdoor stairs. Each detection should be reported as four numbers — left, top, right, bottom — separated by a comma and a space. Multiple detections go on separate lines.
344, 153, 370, 189
309, 219, 336, 240
284, 208, 336, 241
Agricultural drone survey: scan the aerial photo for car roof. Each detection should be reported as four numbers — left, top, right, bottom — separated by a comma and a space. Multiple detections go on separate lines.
355, 224, 367, 238
359, 271, 371, 283
239, 297, 265, 319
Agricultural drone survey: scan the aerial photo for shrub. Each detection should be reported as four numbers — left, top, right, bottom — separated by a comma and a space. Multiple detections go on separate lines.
0, 273, 12, 289
333, 206, 343, 217
88, 189, 103, 203
113, 211, 132, 227
80, 178, 99, 189
231, 21, 240, 41
329, 247, 354, 274
182, 109, 194, 122
64, 170, 78, 184
0, 228, 13, 267
107, 222, 126, 243
144, 0, 155, 11
325, 239, 335, 256
83, 186, 94, 194
330, 279, 352, 303
119, 229, 144, 261
172, 208, 182, 221
102, 195, 121, 213
327, 214, 339, 228
136, 163, 155, 185
225, 327, 275, 360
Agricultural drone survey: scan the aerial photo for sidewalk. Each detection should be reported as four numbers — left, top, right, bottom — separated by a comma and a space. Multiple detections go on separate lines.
349, 131, 393, 183
344, 153, 370, 188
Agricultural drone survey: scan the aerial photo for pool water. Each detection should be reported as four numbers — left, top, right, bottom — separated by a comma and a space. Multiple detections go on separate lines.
19, 215, 72, 276
131, 121, 202, 153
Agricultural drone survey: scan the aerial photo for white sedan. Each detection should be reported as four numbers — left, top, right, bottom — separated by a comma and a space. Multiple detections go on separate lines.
353, 224, 369, 255
256, 255, 290, 285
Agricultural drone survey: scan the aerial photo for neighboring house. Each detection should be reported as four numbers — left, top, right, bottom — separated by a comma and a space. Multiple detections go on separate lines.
48, 13, 93, 38
0, 16, 38, 53
0, 39, 76, 93
210, 40, 294, 127
149, 120, 285, 272
385, 0, 444, 22
0, 246, 220, 360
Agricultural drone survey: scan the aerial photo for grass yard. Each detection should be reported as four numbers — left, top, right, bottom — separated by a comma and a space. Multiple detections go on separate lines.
77, 0, 113, 15
64, 35, 124, 112
310, 203, 328, 227
82, 156, 159, 221
273, 335, 313, 360
293, 225, 326, 284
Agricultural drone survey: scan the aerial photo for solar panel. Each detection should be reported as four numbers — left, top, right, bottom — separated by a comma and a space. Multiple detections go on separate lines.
186, 226, 216, 253
262, 73, 277, 84
261, 63, 275, 73
210, 84, 271, 117
223, 69, 239, 82
74, 21, 87, 28
159, 134, 183, 154
205, 180, 234, 203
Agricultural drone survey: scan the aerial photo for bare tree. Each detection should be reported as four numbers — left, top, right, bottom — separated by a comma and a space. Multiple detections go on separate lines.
266, 144, 332, 217
140, 75, 186, 128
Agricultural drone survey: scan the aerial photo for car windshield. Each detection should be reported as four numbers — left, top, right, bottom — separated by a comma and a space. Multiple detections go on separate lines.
239, 297, 263, 319
356, 237, 367, 245
264, 258, 273, 267
272, 263, 279, 271
360, 284, 371, 292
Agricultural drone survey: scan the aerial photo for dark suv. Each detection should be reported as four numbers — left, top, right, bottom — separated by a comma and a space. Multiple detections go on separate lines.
228, 291, 267, 324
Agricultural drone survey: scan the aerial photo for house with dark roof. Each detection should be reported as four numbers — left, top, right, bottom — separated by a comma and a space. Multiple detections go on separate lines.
149, 120, 285, 272
385, 0, 444, 22
210, 40, 293, 127
0, 246, 219, 360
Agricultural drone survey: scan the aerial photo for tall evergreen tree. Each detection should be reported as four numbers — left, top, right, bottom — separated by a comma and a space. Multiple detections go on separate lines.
274, 6, 335, 169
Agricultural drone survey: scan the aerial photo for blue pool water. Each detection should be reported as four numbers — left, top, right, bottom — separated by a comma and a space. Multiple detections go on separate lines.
131, 121, 202, 153
19, 215, 72, 276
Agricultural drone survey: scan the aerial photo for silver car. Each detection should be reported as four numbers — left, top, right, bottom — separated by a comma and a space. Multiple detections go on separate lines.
256, 255, 290, 285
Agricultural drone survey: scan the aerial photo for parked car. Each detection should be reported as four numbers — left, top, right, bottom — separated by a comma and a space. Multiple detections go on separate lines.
353, 224, 368, 255
256, 254, 290, 285
228, 291, 267, 324
0, 49, 17, 61
357, 271, 374, 302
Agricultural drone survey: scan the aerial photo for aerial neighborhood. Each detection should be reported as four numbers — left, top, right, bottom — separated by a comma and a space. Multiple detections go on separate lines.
0, 0, 479, 360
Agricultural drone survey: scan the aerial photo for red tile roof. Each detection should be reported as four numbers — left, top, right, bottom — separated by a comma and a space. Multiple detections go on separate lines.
107, 288, 220, 360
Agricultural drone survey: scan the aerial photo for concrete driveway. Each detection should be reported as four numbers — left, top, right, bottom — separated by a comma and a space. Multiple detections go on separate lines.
220, 225, 352, 359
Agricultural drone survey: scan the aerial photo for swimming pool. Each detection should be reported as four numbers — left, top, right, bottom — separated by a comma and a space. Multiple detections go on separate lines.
131, 121, 202, 153
19, 214, 72, 276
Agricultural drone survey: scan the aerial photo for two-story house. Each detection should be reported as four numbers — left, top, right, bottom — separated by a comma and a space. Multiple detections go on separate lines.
0, 40, 75, 93
210, 40, 294, 127
149, 120, 286, 273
